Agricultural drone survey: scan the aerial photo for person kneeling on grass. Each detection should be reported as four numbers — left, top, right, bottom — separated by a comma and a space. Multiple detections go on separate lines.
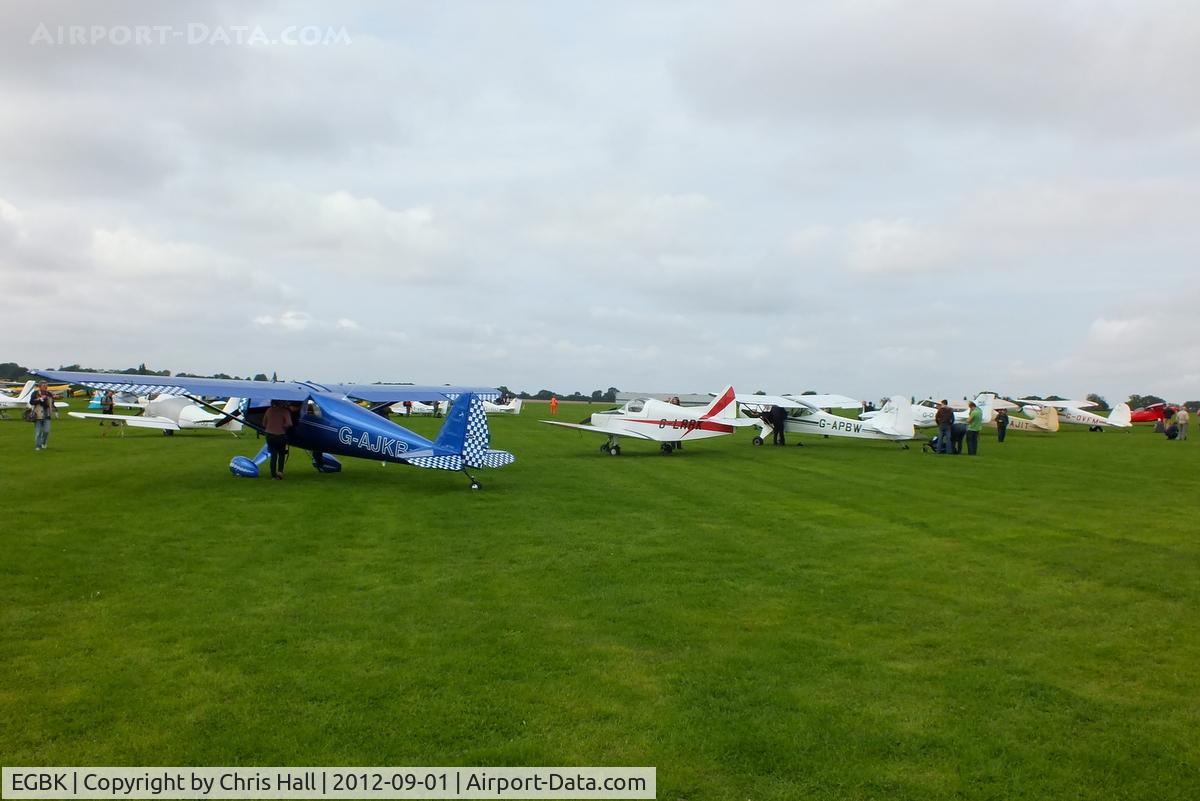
262, 400, 293, 480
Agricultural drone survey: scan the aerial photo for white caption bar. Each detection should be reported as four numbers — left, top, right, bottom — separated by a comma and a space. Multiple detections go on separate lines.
3, 768, 655, 800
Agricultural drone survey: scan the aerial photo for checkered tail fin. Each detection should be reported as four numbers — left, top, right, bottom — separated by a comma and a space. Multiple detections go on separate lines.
434, 394, 516, 469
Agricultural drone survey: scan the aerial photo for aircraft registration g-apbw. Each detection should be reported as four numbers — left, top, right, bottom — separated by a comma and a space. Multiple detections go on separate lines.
34, 370, 515, 489
540, 386, 755, 454
738, 394, 918, 445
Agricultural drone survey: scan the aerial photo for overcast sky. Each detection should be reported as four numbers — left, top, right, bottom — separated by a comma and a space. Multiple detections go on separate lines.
3, 1, 1198, 401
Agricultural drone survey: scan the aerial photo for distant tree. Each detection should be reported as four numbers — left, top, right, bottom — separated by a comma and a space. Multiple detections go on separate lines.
1127, 394, 1166, 409
532, 389, 554, 400
591, 390, 603, 402
1045, 394, 1066, 401
0, 362, 27, 380
271, 371, 278, 382
253, 373, 268, 382
497, 385, 512, 398
754, 390, 767, 395
1085, 393, 1109, 410
801, 390, 817, 395
1184, 401, 1200, 413
604, 387, 618, 403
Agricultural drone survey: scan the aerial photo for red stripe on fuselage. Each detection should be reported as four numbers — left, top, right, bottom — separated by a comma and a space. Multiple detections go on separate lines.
621, 417, 734, 435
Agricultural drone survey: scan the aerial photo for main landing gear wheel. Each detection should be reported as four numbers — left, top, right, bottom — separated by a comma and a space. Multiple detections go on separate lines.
660, 442, 675, 454
608, 445, 621, 456
752, 436, 764, 446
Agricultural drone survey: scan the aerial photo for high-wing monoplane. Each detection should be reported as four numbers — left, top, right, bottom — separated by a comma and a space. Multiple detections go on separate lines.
1016, 399, 1132, 431
739, 394, 918, 445
541, 386, 751, 454
0, 380, 70, 419
70, 395, 246, 436
34, 370, 514, 488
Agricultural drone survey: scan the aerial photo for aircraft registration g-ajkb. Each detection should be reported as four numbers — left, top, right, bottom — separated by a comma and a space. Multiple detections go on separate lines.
540, 386, 755, 454
33, 370, 515, 489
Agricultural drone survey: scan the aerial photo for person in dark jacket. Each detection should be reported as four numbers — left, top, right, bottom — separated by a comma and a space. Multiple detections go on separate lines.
934, 400, 955, 455
995, 408, 1009, 442
28, 381, 58, 450
769, 404, 788, 445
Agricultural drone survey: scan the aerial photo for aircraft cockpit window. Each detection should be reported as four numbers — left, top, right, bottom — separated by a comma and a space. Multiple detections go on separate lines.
625, 399, 646, 414
306, 400, 321, 418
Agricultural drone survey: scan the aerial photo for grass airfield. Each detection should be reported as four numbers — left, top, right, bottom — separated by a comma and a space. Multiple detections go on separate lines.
2, 400, 1198, 800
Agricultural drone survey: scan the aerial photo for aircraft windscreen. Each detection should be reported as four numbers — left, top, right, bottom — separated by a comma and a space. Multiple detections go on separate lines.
624, 399, 646, 413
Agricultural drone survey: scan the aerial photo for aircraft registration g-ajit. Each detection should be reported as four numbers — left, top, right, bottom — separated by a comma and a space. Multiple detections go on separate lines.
34, 370, 515, 489
738, 393, 918, 445
541, 386, 754, 454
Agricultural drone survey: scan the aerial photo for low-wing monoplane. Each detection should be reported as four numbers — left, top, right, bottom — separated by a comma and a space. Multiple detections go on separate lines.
483, 397, 523, 415
34, 370, 515, 488
1016, 399, 1132, 431
70, 395, 246, 435
0, 380, 69, 419
541, 386, 751, 454
739, 394, 918, 445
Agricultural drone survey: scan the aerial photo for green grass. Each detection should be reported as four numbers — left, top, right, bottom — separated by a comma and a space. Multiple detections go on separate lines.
2, 402, 1198, 799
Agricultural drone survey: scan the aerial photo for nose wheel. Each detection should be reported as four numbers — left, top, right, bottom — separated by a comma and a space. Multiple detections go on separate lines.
752, 436, 764, 445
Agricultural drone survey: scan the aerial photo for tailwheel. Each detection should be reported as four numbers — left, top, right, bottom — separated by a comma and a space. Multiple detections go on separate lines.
463, 469, 482, 489
752, 436, 764, 446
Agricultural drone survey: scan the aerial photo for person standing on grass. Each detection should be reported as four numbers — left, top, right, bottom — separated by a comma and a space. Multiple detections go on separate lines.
768, 404, 788, 446
262, 399, 293, 480
549, 395, 558, 416
99, 389, 115, 437
28, 381, 58, 451
995, 408, 1009, 442
1176, 407, 1189, 441
934, 399, 954, 454
965, 401, 983, 455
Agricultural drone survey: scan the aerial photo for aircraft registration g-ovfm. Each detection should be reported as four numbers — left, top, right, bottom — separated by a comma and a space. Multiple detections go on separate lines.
1016, 399, 1132, 431
0, 380, 69, 418
540, 386, 755, 454
33, 370, 515, 489
70, 395, 246, 436
737, 394, 919, 445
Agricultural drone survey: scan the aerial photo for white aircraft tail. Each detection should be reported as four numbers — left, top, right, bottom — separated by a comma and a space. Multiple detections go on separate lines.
6, 380, 35, 401
1108, 402, 1132, 427
974, 393, 996, 424
871, 395, 915, 437
215, 397, 245, 431
701, 386, 738, 419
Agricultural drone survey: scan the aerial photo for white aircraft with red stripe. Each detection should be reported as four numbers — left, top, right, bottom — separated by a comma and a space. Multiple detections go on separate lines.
540, 385, 753, 455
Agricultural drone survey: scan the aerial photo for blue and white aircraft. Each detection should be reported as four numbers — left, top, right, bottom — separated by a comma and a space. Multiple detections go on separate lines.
33, 370, 515, 489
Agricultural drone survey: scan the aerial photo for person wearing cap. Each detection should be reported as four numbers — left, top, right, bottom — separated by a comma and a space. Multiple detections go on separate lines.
28, 381, 58, 450
1176, 407, 1190, 441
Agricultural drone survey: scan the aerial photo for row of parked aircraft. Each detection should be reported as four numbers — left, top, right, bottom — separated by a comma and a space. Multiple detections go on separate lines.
7, 370, 1152, 488
540, 391, 1136, 454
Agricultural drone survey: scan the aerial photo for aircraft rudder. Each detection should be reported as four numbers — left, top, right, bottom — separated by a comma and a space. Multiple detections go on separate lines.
1109, 402, 1132, 427
702, 385, 738, 419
